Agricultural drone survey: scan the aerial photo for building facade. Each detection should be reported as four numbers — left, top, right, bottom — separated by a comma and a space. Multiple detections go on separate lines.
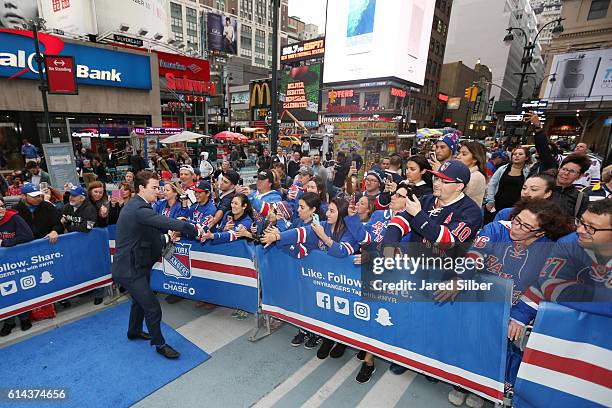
168, 0, 289, 69
540, 0, 612, 155
445, 0, 545, 103
410, 0, 454, 129
438, 61, 494, 138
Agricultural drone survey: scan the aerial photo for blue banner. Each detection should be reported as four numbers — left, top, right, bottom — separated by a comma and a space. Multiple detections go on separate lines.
0, 29, 152, 90
107, 225, 258, 314
258, 246, 512, 403
514, 302, 612, 408
0, 229, 112, 319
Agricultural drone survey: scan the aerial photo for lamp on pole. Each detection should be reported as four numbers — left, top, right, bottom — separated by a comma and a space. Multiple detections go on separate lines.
503, 17, 564, 112
28, 18, 53, 144
530, 72, 557, 98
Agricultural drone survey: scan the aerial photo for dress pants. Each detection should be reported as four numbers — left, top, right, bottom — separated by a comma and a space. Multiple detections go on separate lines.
114, 274, 165, 347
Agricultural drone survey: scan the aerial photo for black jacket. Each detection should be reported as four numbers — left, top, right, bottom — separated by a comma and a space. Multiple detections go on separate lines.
130, 155, 146, 173
15, 200, 63, 239
111, 195, 198, 279
257, 155, 272, 172
62, 199, 97, 233
0, 210, 34, 247
552, 185, 588, 217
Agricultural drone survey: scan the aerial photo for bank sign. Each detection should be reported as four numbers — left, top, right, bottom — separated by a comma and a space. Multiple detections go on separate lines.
0, 29, 151, 90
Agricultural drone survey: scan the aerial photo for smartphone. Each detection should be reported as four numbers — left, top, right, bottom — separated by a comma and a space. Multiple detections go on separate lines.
351, 160, 357, 168
386, 174, 393, 183
111, 190, 121, 200
238, 178, 243, 186
312, 213, 320, 225
39, 182, 48, 190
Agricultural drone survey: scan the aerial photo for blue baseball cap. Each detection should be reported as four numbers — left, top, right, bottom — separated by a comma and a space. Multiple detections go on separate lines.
192, 180, 211, 193
69, 185, 86, 197
22, 183, 43, 197
428, 160, 471, 185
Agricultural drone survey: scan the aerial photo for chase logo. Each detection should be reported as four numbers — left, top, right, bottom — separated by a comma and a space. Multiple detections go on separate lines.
163, 243, 193, 280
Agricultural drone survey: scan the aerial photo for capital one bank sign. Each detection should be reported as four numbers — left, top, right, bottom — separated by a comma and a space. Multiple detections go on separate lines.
0, 29, 151, 90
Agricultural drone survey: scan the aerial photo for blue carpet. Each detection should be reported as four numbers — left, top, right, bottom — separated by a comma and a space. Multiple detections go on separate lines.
0, 303, 210, 408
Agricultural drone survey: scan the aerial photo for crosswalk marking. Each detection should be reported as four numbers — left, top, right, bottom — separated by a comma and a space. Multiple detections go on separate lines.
252, 356, 325, 408
301, 357, 362, 407
177, 307, 253, 353
356, 369, 417, 408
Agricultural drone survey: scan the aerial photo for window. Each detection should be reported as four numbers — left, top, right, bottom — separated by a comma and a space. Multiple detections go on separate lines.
255, 29, 265, 53
186, 7, 197, 36
364, 92, 380, 108
240, 0, 253, 20
171, 2, 183, 34
347, 93, 360, 106
255, 54, 265, 66
216, 0, 225, 12
588, 0, 610, 20
256, 0, 266, 24
240, 25, 252, 57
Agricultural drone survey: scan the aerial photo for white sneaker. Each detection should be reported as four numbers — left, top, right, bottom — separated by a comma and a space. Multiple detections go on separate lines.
448, 389, 467, 406
466, 393, 484, 408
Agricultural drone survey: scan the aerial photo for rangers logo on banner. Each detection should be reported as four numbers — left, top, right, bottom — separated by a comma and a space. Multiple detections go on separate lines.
163, 243, 192, 279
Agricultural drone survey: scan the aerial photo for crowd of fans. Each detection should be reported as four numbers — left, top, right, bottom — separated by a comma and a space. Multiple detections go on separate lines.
1, 114, 610, 407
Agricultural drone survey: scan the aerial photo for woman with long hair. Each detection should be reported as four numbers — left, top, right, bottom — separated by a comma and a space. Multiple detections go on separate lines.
262, 197, 359, 359
484, 147, 531, 223
447, 199, 574, 407
87, 181, 109, 228
153, 181, 189, 219
304, 176, 329, 213
457, 142, 488, 206
108, 182, 134, 225
493, 173, 556, 222
201, 193, 253, 244
405, 155, 433, 197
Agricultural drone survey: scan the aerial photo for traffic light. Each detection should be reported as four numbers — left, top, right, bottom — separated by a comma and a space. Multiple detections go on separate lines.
464, 86, 477, 102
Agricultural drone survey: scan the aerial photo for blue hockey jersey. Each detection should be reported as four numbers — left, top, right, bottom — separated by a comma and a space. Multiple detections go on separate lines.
153, 199, 190, 219
277, 221, 359, 259
466, 220, 553, 306
511, 232, 612, 325
345, 209, 410, 246
209, 212, 253, 244
187, 199, 217, 230
383, 193, 483, 256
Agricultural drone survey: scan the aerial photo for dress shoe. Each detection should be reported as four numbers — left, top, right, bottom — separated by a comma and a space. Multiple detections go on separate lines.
20, 320, 32, 332
156, 344, 180, 359
127, 332, 153, 341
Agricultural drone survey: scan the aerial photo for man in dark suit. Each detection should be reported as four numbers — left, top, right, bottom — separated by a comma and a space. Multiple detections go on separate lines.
112, 170, 200, 359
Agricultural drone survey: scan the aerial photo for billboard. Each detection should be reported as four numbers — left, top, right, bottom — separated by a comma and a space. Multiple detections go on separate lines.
279, 64, 321, 122
37, 0, 98, 36
250, 80, 271, 121
323, 0, 434, 86
207, 13, 237, 55
543, 48, 612, 101
0, 29, 152, 90
281, 38, 325, 63
0, 0, 38, 29
156, 50, 210, 81
95, 0, 168, 41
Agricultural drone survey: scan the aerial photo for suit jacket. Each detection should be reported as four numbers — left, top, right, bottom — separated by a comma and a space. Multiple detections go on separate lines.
111, 195, 197, 279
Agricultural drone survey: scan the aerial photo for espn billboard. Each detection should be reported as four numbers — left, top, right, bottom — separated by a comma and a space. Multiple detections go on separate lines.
323, 0, 434, 86
281, 38, 325, 63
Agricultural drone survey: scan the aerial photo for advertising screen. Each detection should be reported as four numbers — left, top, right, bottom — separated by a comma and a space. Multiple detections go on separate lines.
0, 0, 38, 29
323, 0, 434, 86
37, 0, 98, 36
207, 13, 238, 55
279, 64, 321, 122
95, 0, 168, 42
543, 48, 612, 101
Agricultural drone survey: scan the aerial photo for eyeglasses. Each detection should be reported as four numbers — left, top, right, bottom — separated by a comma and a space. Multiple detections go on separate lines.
365, 177, 379, 183
511, 216, 541, 233
559, 167, 580, 175
575, 218, 612, 235
432, 176, 459, 184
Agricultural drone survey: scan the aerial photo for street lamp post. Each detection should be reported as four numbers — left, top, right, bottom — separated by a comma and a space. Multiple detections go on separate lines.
503, 17, 564, 112
29, 18, 53, 144
530, 73, 557, 98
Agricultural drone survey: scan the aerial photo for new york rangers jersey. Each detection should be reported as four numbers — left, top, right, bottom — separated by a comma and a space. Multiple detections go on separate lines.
383, 193, 483, 255
277, 221, 359, 259
209, 213, 253, 244
345, 209, 410, 246
187, 199, 217, 230
467, 220, 553, 305
512, 232, 612, 325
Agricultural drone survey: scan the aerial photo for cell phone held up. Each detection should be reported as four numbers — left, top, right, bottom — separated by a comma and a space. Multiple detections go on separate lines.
312, 213, 320, 225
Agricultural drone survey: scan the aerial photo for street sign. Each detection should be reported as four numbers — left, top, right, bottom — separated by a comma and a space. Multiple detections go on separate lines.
504, 115, 524, 122
112, 34, 144, 47
220, 108, 229, 116
44, 55, 78, 94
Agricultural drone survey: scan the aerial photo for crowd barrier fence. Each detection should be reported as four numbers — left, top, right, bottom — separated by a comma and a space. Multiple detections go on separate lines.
1, 229, 610, 406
